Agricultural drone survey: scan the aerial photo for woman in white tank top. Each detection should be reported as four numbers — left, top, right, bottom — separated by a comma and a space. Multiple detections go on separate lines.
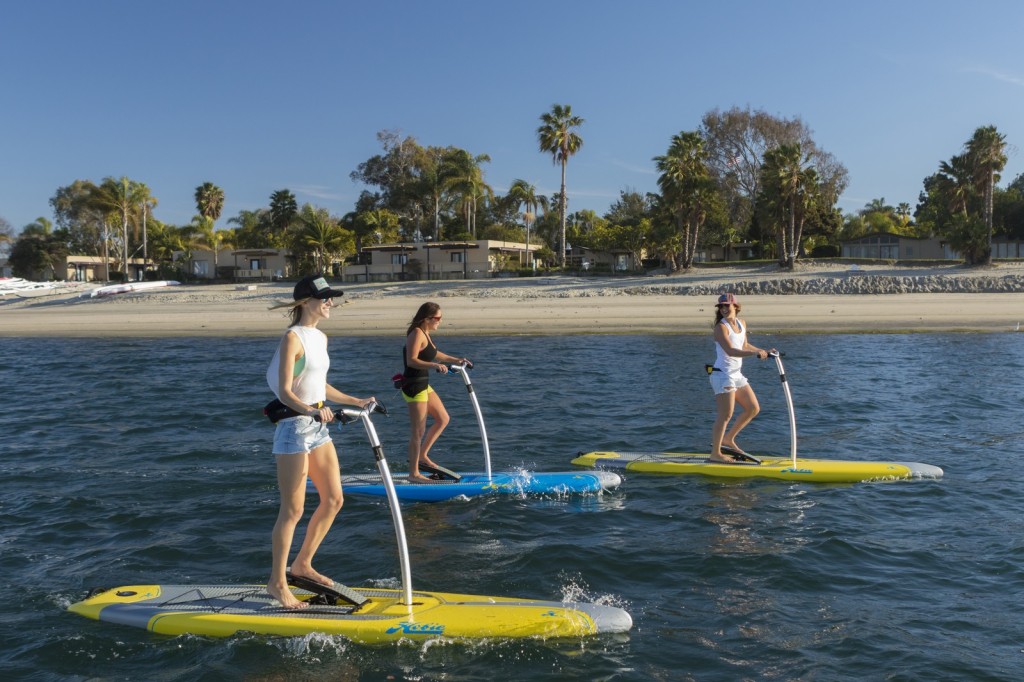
265, 275, 375, 609
709, 293, 775, 463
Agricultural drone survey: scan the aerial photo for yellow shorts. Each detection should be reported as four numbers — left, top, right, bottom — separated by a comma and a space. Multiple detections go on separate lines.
402, 386, 434, 403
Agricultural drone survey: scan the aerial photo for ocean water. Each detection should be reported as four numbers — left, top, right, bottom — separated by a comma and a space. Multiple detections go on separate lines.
1, 332, 1022, 681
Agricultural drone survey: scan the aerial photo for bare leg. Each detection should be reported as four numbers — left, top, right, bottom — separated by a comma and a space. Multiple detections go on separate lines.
723, 385, 760, 451
407, 400, 431, 481
709, 390, 739, 463
289, 440, 343, 586
268, 451, 310, 609
418, 391, 450, 468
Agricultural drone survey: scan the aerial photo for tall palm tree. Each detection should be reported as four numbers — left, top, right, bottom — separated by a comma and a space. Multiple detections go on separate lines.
443, 150, 493, 237
194, 182, 227, 272
965, 125, 1008, 263
195, 182, 225, 224
269, 189, 298, 243
760, 144, 820, 269
537, 104, 584, 266
507, 179, 549, 267
94, 176, 148, 278
654, 131, 716, 270
136, 183, 157, 274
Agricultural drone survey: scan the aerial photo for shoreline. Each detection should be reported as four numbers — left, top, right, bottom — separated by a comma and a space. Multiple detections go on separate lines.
2, 262, 1023, 337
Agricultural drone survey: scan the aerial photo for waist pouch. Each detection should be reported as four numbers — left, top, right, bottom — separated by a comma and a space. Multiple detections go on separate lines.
705, 364, 722, 375
263, 399, 323, 424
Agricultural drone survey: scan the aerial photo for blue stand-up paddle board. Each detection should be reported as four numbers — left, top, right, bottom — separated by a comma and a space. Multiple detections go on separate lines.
316, 364, 620, 501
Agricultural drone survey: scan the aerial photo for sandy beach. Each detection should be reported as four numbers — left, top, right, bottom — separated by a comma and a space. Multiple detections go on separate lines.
2, 262, 1023, 337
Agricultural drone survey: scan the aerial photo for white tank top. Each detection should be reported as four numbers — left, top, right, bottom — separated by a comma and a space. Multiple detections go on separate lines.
714, 319, 746, 375
266, 326, 330, 404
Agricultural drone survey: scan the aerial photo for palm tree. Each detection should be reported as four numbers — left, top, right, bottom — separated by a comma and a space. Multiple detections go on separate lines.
896, 202, 912, 229
537, 104, 584, 266
191, 215, 234, 272
965, 125, 1008, 264
195, 182, 225, 224
507, 179, 548, 268
654, 131, 716, 270
760, 144, 820, 269
94, 176, 148, 279
269, 189, 298, 243
443, 150, 493, 237
297, 205, 351, 274
21, 216, 54, 237
136, 184, 157, 275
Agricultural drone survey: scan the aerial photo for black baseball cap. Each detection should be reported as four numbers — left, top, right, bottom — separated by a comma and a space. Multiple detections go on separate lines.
293, 275, 344, 301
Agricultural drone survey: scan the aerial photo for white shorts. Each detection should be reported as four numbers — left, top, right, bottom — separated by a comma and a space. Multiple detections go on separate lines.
710, 371, 749, 395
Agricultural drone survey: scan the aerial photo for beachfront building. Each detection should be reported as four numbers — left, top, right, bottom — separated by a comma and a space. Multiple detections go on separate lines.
840, 233, 946, 260
173, 247, 294, 281
347, 239, 542, 283
28, 255, 151, 282
564, 245, 644, 272
840, 232, 1024, 261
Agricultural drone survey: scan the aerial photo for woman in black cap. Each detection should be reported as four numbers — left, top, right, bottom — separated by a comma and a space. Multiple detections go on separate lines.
265, 274, 375, 609
708, 293, 774, 463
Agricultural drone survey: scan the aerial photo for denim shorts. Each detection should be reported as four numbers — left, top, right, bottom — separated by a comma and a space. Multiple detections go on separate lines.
710, 371, 749, 395
272, 416, 332, 455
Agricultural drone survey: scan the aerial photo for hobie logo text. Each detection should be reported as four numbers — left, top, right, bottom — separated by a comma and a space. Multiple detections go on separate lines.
386, 621, 446, 636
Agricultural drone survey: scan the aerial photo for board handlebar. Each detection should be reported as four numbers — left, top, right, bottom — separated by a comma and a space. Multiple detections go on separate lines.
313, 401, 388, 424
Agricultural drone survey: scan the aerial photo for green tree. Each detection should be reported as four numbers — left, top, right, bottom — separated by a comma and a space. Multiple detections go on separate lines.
21, 216, 54, 237
229, 208, 271, 248
965, 125, 1008, 264
294, 204, 355, 274
194, 182, 225, 224
537, 104, 584, 266
758, 144, 820, 269
444, 150, 493, 237
700, 106, 848, 256
8, 232, 68, 279
506, 179, 549, 268
654, 131, 717, 270
190, 215, 234, 271
269, 189, 298, 244
93, 176, 149, 278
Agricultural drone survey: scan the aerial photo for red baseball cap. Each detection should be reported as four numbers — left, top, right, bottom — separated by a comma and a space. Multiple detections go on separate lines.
717, 293, 738, 305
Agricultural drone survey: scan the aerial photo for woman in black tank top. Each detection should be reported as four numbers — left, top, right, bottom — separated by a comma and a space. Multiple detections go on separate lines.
403, 302, 470, 482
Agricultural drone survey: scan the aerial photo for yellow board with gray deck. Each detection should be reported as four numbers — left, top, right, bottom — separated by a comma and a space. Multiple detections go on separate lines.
68, 583, 631, 642
571, 451, 943, 483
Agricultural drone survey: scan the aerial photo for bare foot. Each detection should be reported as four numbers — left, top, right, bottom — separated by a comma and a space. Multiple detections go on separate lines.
707, 453, 742, 464
267, 582, 307, 610
408, 473, 434, 484
289, 565, 333, 587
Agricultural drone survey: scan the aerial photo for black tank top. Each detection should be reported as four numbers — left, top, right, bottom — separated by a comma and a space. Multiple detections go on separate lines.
402, 333, 437, 396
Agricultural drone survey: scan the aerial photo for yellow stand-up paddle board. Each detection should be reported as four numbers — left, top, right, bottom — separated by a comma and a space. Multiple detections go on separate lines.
572, 353, 943, 484
571, 450, 943, 483
68, 403, 631, 641
68, 583, 629, 642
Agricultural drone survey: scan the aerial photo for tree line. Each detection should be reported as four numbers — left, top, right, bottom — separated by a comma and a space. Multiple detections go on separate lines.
3, 105, 1021, 281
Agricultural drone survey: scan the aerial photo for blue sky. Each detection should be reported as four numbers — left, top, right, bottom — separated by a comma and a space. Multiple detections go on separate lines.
3, 0, 1023, 234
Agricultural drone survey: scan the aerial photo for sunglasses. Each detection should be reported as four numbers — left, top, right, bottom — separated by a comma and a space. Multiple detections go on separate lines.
428, 315, 442, 321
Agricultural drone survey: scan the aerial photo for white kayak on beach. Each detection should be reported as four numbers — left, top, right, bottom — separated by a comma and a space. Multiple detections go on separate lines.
86, 280, 181, 298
